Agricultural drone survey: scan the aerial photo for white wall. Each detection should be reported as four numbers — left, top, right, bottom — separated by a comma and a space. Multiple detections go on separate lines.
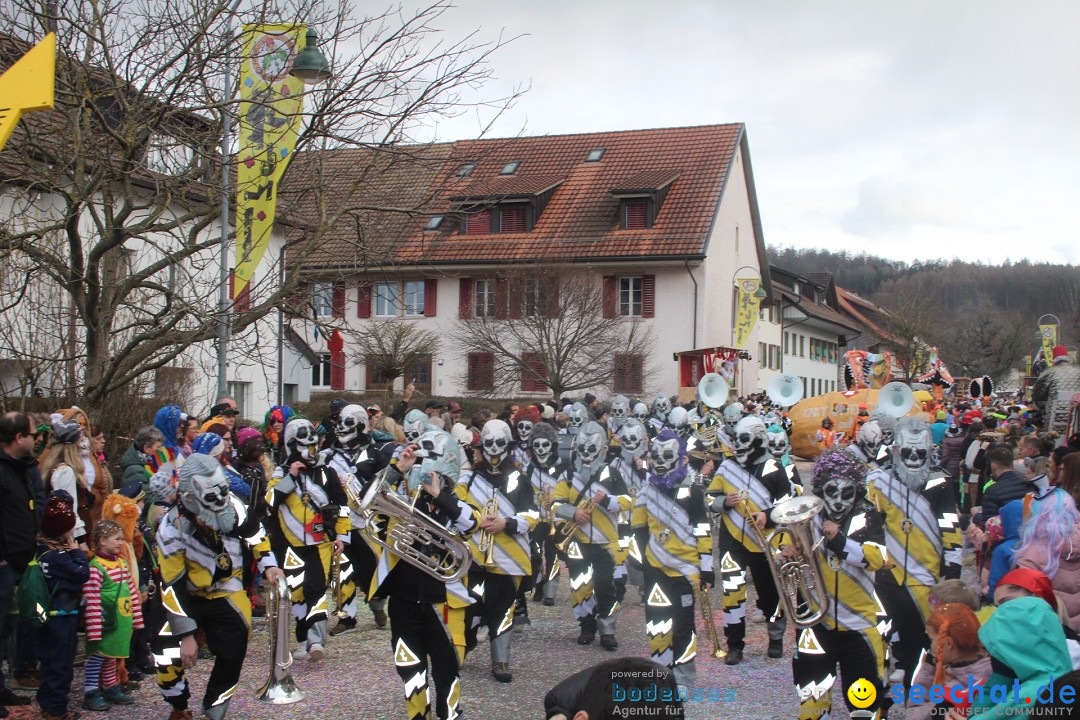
781, 323, 842, 398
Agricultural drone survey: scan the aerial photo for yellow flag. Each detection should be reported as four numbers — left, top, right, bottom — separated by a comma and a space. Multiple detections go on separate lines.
234, 25, 305, 296
1039, 324, 1057, 363
733, 278, 762, 349
0, 33, 55, 152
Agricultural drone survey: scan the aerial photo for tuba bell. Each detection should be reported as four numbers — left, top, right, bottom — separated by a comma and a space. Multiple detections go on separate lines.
356, 468, 472, 583
257, 575, 305, 704
766, 373, 804, 408
697, 372, 730, 411
766, 495, 829, 628
877, 382, 915, 418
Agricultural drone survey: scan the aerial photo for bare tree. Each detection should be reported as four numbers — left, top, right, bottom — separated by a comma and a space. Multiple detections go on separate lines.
451, 265, 656, 399
0, 0, 518, 414
873, 279, 939, 384
928, 292, 1027, 383
346, 319, 439, 403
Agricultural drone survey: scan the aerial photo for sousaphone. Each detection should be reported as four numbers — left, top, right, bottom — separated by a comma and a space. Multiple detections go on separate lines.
697, 372, 730, 411
766, 373, 804, 408
877, 381, 915, 418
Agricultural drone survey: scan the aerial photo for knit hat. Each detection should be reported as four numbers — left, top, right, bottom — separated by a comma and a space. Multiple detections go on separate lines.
50, 417, 82, 444
513, 405, 541, 425
146, 467, 177, 504
41, 495, 77, 537
236, 426, 262, 447
541, 404, 555, 420
960, 410, 982, 426
1052, 345, 1068, 360
191, 432, 224, 457
936, 410, 947, 421
997, 567, 1057, 610
329, 398, 349, 416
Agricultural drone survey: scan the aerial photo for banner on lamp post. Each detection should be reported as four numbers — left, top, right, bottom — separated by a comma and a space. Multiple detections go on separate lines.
1039, 324, 1058, 363
234, 24, 305, 296
733, 278, 762, 349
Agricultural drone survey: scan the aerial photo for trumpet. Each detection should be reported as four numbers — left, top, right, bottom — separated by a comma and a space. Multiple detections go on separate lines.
696, 585, 726, 658
355, 468, 472, 583
555, 496, 596, 554
257, 575, 304, 704
476, 497, 499, 566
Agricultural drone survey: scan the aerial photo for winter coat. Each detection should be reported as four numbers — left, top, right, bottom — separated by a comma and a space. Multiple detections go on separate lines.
931, 421, 948, 446
978, 470, 1036, 525
0, 449, 41, 570
906, 654, 993, 720
940, 434, 966, 480
987, 499, 1024, 596
120, 442, 151, 489
974, 597, 1072, 717
1016, 522, 1080, 631
37, 543, 90, 614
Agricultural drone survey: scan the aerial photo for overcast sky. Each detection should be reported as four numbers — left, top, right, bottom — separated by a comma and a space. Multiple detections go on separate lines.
393, 0, 1079, 265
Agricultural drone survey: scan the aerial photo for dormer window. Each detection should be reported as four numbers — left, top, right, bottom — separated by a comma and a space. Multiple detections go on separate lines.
610, 170, 678, 231
623, 200, 649, 230
500, 161, 520, 175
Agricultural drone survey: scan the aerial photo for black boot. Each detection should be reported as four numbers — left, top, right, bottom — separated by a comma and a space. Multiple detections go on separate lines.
724, 647, 743, 665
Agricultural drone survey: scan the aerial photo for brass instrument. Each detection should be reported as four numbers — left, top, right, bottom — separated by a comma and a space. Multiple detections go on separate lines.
257, 575, 305, 704
696, 585, 726, 658
476, 497, 499, 566
354, 468, 472, 583
540, 486, 557, 535
555, 496, 596, 554
329, 550, 344, 617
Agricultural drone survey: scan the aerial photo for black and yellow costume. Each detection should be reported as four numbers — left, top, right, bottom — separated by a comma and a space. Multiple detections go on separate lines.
525, 458, 568, 604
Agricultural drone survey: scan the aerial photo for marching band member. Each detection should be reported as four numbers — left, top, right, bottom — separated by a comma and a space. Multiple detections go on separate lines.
707, 415, 793, 665
846, 419, 885, 469
367, 429, 480, 720
789, 450, 888, 720
265, 419, 350, 661
869, 418, 963, 691
524, 422, 568, 606
321, 404, 393, 633
457, 419, 539, 683
610, 418, 650, 605
552, 421, 632, 650
154, 454, 285, 720
648, 395, 672, 438
511, 406, 540, 471
607, 395, 631, 440
631, 429, 713, 692
766, 423, 802, 487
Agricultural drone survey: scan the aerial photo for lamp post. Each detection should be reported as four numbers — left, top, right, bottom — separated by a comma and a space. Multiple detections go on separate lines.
215, 16, 332, 399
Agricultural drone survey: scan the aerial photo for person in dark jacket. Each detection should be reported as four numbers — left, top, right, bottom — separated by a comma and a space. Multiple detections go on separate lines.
119, 426, 165, 490
0, 411, 41, 716
976, 445, 1036, 526
544, 657, 684, 720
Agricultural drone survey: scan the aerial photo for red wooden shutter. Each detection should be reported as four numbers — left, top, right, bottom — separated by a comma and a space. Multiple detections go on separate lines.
612, 355, 625, 393
465, 209, 491, 235
331, 283, 345, 318
494, 278, 509, 320
458, 278, 473, 319
642, 274, 655, 318
424, 279, 438, 317
631, 354, 643, 394
546, 278, 560, 318
501, 207, 526, 232
330, 350, 345, 390
357, 284, 372, 318
467, 352, 495, 391
602, 275, 616, 318
520, 353, 548, 392
508, 277, 523, 320
625, 201, 647, 229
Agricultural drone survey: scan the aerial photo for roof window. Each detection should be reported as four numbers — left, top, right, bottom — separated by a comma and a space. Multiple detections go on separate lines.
500, 161, 520, 175
424, 216, 444, 230
457, 163, 475, 177
586, 148, 605, 162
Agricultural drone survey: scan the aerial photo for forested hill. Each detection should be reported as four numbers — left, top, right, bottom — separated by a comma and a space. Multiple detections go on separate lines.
767, 247, 1078, 328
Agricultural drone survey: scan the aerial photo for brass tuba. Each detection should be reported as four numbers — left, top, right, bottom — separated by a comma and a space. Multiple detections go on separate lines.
257, 575, 305, 704
766, 495, 830, 628
354, 468, 472, 583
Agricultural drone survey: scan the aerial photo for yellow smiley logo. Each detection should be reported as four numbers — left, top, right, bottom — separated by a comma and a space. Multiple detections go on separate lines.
847, 678, 876, 709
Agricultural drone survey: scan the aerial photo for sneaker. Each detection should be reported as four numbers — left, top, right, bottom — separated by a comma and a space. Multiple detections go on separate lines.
101, 685, 135, 706
599, 634, 619, 651
0, 689, 31, 705
13, 672, 40, 690
542, 597, 555, 607
576, 631, 596, 645
292, 647, 310, 661
491, 662, 513, 683
372, 607, 388, 628
750, 609, 766, 623
889, 667, 904, 684
329, 617, 357, 636
81, 690, 110, 712
307, 643, 325, 661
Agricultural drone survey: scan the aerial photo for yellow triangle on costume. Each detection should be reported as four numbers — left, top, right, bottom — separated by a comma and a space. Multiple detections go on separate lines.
720, 551, 740, 572
283, 546, 305, 570
394, 638, 421, 666
161, 586, 187, 617
647, 584, 672, 607
797, 627, 826, 655
566, 541, 583, 560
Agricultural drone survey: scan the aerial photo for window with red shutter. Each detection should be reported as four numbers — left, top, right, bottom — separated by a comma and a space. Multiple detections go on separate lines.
228, 271, 251, 313
613, 353, 643, 394
467, 352, 495, 392
458, 278, 473, 319
357, 284, 372, 318
331, 283, 345, 318
424, 279, 438, 317
520, 353, 548, 392
465, 209, 492, 235
624, 200, 648, 230
602, 275, 616, 318
500, 206, 526, 233
641, 274, 655, 318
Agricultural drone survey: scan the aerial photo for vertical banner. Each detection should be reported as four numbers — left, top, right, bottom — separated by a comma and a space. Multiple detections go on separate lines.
1039, 324, 1058, 363
234, 24, 305, 296
733, 278, 762, 349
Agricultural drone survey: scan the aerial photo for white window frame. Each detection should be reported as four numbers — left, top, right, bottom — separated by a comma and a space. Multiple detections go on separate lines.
145, 132, 194, 175
226, 381, 251, 418
312, 353, 332, 388
474, 279, 496, 318
312, 282, 334, 318
403, 280, 425, 317
618, 276, 642, 317
524, 277, 544, 318
374, 282, 398, 317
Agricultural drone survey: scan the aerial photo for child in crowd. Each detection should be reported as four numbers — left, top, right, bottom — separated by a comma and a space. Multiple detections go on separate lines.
82, 520, 144, 711
906, 603, 991, 720
36, 493, 90, 720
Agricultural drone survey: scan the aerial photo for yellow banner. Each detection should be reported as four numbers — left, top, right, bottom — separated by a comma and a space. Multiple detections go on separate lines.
234, 24, 305, 295
733, 278, 762, 349
0, 33, 55, 152
1039, 324, 1057, 363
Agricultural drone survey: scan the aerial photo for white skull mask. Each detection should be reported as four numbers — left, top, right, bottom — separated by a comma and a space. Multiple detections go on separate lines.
618, 418, 648, 459
766, 429, 789, 459
632, 402, 649, 422
178, 454, 237, 533
529, 424, 559, 468
857, 420, 884, 460
285, 419, 319, 465
894, 418, 933, 490
732, 416, 767, 467
873, 412, 897, 447
515, 419, 534, 442
610, 395, 630, 429
668, 407, 688, 431
408, 429, 459, 490
403, 409, 428, 443
567, 403, 588, 433
573, 421, 607, 474
653, 395, 671, 419
723, 403, 744, 436
335, 404, 369, 447
819, 476, 857, 521
650, 436, 681, 475
481, 419, 512, 466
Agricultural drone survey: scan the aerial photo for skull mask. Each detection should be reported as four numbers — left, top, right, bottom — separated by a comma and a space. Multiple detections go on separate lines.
766, 427, 789, 460
618, 418, 648, 460
573, 421, 607, 476
857, 420, 884, 461
894, 418, 933, 490
529, 423, 559, 469
610, 395, 630, 430
403, 409, 429, 443
335, 404, 369, 448
820, 476, 858, 522
723, 403, 745, 437
408, 429, 460, 491
653, 395, 671, 420
178, 453, 237, 532
668, 407, 689, 435
873, 412, 897, 447
732, 416, 767, 468
811, 449, 868, 522
480, 419, 512, 468
567, 403, 589, 435
650, 435, 681, 476
285, 419, 319, 467
632, 402, 649, 422
515, 419, 534, 444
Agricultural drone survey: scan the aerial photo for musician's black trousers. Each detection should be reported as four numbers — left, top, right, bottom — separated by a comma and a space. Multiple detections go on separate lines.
643, 564, 697, 688
791, 625, 885, 719
875, 570, 929, 693
388, 596, 461, 720
722, 538, 782, 650
465, 568, 520, 658
346, 529, 379, 602
565, 542, 617, 635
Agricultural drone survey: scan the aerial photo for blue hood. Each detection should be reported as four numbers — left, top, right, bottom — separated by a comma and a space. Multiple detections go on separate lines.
999, 498, 1024, 540
154, 405, 183, 450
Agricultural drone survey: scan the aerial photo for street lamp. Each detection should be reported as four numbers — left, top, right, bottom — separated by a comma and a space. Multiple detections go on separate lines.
216, 18, 333, 399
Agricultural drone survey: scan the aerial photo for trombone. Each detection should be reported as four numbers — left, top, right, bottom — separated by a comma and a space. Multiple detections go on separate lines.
696, 584, 726, 658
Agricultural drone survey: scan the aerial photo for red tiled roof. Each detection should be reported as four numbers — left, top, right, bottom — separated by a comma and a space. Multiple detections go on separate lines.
291, 124, 745, 268
779, 289, 860, 334
609, 169, 681, 193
